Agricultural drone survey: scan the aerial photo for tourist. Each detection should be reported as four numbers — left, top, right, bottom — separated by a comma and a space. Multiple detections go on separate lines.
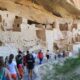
25, 51, 35, 80
60, 51, 64, 58
54, 53, 57, 60
15, 50, 24, 79
46, 50, 50, 60
57, 50, 61, 58
23, 53, 26, 67
69, 51, 73, 57
62, 50, 66, 58
8, 54, 18, 80
32, 51, 37, 60
0, 56, 12, 80
5, 56, 9, 67
37, 50, 43, 64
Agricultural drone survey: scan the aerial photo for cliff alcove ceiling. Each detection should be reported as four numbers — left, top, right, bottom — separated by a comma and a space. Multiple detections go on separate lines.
0, 0, 80, 23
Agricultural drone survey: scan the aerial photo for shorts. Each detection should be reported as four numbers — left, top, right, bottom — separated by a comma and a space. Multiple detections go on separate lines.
18, 64, 24, 78
11, 74, 17, 79
46, 55, 49, 59
27, 64, 34, 70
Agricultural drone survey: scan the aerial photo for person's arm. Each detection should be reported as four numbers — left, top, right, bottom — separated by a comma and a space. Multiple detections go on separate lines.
6, 68, 12, 80
25, 56, 28, 67
14, 61, 20, 77
15, 66, 20, 77
32, 56, 35, 64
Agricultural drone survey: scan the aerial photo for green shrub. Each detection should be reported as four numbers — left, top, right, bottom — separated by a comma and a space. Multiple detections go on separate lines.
43, 57, 80, 80
55, 57, 80, 74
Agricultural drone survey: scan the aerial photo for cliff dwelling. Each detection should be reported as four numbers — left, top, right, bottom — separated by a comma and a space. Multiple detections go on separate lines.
0, 0, 80, 80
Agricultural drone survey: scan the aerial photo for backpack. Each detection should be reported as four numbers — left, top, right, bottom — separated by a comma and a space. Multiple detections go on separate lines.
0, 68, 7, 80
27, 54, 35, 65
16, 55, 23, 65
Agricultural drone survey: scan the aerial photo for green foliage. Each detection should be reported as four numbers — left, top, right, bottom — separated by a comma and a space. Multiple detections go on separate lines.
55, 57, 80, 74
78, 48, 80, 57
43, 57, 80, 80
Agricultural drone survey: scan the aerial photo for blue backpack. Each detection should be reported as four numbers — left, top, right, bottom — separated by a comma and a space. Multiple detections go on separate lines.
0, 68, 7, 80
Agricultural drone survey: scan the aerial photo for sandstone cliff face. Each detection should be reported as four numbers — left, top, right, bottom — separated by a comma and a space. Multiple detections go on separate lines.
0, 0, 80, 23
68, 0, 80, 10
35, 0, 80, 17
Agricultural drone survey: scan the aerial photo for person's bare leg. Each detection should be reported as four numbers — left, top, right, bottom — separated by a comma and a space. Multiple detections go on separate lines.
29, 70, 33, 80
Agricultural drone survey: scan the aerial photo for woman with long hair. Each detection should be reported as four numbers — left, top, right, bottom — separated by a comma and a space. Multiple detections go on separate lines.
0, 56, 12, 80
8, 54, 18, 80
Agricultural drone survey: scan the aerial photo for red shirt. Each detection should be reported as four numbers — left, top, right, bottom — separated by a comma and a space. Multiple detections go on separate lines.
38, 52, 43, 59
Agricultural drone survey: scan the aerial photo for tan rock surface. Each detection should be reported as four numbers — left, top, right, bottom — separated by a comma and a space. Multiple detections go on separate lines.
0, 0, 80, 23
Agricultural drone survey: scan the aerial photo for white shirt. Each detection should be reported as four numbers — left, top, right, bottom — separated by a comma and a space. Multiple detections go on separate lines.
69, 52, 73, 57
32, 52, 37, 58
8, 61, 17, 74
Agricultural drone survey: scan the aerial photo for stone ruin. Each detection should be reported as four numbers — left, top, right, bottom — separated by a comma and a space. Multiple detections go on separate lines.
0, 10, 80, 53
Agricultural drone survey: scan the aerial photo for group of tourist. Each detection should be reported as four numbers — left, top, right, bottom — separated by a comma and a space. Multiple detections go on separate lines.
0, 49, 45, 80
0, 48, 69, 80
0, 50, 34, 80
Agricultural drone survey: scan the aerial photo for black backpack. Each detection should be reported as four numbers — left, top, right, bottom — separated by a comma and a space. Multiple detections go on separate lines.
27, 54, 35, 65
